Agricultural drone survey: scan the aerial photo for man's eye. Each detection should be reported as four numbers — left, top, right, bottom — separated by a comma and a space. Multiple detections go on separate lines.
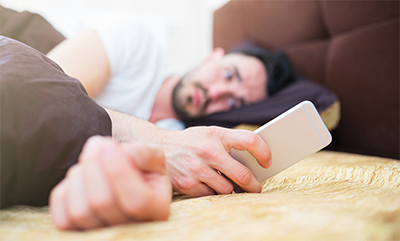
225, 69, 232, 80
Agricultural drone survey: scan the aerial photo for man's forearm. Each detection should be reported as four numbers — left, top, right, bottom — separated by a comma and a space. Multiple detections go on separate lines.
104, 108, 171, 145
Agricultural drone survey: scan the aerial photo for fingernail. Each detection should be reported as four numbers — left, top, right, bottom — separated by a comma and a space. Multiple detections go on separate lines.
267, 157, 272, 168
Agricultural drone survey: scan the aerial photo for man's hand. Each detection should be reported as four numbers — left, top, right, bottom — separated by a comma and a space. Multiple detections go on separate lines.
160, 126, 272, 196
49, 136, 172, 230
106, 109, 271, 197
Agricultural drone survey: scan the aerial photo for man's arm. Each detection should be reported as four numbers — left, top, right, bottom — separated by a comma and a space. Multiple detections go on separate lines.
47, 31, 110, 98
105, 108, 272, 196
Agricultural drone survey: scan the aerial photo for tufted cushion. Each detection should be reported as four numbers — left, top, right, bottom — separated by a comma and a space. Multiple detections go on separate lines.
322, 1, 399, 35
213, 1, 328, 51
285, 40, 329, 85
325, 19, 399, 158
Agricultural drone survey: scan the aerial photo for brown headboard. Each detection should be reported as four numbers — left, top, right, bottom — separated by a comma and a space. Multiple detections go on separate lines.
213, 0, 399, 159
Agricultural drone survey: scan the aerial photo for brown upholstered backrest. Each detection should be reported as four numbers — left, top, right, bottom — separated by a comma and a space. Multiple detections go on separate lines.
214, 0, 399, 159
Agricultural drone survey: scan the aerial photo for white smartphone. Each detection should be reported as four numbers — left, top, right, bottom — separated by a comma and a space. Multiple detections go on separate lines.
230, 101, 332, 192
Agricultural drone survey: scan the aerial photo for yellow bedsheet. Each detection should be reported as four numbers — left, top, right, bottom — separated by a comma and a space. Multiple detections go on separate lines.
1, 151, 399, 241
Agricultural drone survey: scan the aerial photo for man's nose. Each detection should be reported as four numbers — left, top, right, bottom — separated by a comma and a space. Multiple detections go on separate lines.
207, 84, 232, 102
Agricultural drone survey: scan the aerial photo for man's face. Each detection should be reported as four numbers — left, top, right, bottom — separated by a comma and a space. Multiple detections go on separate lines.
172, 52, 267, 120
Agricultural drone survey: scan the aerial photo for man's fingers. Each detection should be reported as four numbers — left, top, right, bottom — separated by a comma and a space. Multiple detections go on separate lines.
66, 165, 104, 229
120, 142, 171, 221
80, 136, 130, 225
120, 142, 166, 174
81, 153, 132, 225
79, 135, 112, 163
50, 180, 74, 230
172, 176, 216, 197
211, 153, 262, 193
220, 129, 271, 168
50, 136, 172, 231
197, 169, 234, 195
141, 173, 172, 220
101, 141, 161, 221
84, 136, 170, 221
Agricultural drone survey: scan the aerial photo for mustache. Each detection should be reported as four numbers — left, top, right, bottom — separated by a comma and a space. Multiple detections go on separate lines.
194, 83, 211, 112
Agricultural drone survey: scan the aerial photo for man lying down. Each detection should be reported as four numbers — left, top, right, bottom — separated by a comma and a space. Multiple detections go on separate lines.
0, 36, 273, 230
46, 14, 295, 130
1, 10, 336, 231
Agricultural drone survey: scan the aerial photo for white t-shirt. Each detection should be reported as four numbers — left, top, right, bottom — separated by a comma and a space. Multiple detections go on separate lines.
84, 15, 179, 125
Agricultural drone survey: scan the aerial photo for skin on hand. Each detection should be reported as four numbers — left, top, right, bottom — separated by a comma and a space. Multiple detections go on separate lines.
160, 126, 272, 197
49, 136, 172, 231
106, 109, 271, 198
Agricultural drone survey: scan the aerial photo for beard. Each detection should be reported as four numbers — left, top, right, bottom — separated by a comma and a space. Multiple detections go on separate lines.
171, 79, 192, 121
171, 80, 210, 121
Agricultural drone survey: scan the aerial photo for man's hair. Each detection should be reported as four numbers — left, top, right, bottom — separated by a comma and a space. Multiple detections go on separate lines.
228, 41, 295, 97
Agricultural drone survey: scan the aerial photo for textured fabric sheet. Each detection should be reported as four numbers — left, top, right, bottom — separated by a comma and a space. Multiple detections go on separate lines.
1, 151, 399, 241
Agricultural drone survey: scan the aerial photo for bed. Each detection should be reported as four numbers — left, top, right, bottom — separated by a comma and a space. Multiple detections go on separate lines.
1, 1, 399, 240
1, 151, 399, 240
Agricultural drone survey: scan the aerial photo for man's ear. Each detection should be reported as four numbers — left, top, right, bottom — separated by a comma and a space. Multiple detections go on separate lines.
202, 47, 225, 63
